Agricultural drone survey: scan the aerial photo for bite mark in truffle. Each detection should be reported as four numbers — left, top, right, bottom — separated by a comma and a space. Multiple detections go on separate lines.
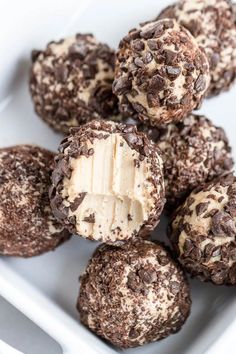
50, 120, 165, 243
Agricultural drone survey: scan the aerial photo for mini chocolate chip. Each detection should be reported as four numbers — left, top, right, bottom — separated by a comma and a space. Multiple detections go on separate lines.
134, 57, 144, 68
138, 268, 157, 283
149, 74, 165, 92
147, 39, 159, 50
166, 66, 181, 79
211, 211, 236, 237
194, 75, 206, 92
196, 202, 210, 216
147, 93, 160, 108
170, 281, 180, 295
154, 23, 165, 37
68, 43, 89, 59
164, 50, 177, 65
132, 40, 145, 51
54, 64, 68, 83
113, 77, 131, 95
127, 272, 143, 292
142, 52, 153, 64
166, 96, 179, 108
70, 192, 86, 212
83, 213, 95, 223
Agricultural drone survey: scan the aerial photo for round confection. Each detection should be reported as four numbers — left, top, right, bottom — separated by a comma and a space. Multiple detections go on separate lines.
50, 120, 165, 243
157, 114, 233, 209
169, 173, 236, 285
29, 34, 118, 134
157, 0, 236, 97
77, 240, 191, 348
0, 145, 70, 257
113, 18, 210, 126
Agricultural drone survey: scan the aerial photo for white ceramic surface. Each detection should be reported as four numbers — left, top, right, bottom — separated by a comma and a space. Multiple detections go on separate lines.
0, 0, 236, 353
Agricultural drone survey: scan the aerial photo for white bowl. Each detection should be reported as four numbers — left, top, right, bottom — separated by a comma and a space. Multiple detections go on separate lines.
0, 0, 236, 353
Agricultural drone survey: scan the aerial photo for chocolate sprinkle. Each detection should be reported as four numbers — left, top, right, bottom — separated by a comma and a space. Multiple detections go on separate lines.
169, 173, 236, 285
30, 34, 118, 134
0, 145, 70, 257
77, 240, 191, 348
157, 0, 236, 97
113, 18, 210, 126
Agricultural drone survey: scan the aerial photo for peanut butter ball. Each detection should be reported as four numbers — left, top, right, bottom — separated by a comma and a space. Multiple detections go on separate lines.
30, 34, 118, 134
169, 174, 236, 285
113, 19, 210, 126
157, 0, 236, 96
50, 120, 165, 242
78, 240, 191, 348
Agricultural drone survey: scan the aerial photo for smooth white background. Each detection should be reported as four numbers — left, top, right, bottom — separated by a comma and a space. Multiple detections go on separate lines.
0, 0, 236, 353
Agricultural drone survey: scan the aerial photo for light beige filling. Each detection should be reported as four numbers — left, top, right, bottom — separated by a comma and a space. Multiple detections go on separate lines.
63, 133, 156, 241
174, 185, 235, 266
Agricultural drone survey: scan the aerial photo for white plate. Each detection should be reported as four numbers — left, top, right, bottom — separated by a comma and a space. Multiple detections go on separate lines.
0, 0, 236, 353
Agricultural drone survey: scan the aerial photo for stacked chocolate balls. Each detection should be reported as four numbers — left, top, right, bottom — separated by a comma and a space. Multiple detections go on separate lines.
0, 0, 235, 350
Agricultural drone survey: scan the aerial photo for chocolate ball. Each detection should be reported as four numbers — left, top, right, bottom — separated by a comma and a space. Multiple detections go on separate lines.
169, 173, 236, 285
0, 145, 70, 257
157, 114, 233, 209
113, 19, 210, 126
157, 0, 236, 97
30, 34, 118, 134
50, 120, 165, 243
77, 240, 191, 348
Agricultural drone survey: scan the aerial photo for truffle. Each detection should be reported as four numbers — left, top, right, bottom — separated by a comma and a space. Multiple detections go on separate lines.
50, 120, 165, 243
0, 145, 70, 257
169, 173, 236, 285
157, 0, 236, 97
77, 240, 191, 348
113, 18, 210, 126
157, 114, 233, 209
30, 34, 118, 134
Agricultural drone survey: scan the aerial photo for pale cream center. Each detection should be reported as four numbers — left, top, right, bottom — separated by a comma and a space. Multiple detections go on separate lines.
63, 133, 155, 241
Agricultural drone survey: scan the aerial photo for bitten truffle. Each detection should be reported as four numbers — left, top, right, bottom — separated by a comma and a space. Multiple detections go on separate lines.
50, 120, 165, 243
113, 19, 210, 126
30, 34, 118, 134
77, 240, 191, 348
169, 173, 236, 285
157, 114, 233, 209
0, 145, 70, 257
157, 0, 236, 97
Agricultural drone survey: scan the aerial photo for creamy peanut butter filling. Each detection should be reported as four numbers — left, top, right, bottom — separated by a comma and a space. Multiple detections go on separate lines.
63, 132, 156, 241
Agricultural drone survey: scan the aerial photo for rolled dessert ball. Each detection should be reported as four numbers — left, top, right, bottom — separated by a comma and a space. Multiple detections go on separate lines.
77, 240, 191, 348
169, 173, 236, 285
29, 34, 118, 134
157, 114, 233, 209
157, 0, 236, 97
122, 114, 233, 210
50, 120, 165, 243
113, 18, 210, 126
0, 145, 70, 257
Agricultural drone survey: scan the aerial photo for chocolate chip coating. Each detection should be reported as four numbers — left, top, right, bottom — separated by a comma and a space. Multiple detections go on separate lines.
157, 114, 233, 210
169, 174, 236, 285
0, 145, 70, 257
77, 240, 191, 348
157, 0, 236, 97
113, 19, 210, 126
122, 114, 233, 210
50, 120, 165, 243
30, 34, 118, 134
